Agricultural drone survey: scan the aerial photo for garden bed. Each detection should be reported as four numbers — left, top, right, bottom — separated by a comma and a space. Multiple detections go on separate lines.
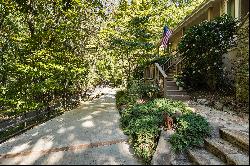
115, 80, 212, 164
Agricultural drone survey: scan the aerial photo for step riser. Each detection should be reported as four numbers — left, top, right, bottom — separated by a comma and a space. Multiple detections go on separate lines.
166, 91, 187, 95
204, 139, 228, 164
187, 151, 199, 165
220, 129, 249, 154
166, 86, 179, 90
187, 149, 225, 165
167, 95, 190, 101
166, 81, 177, 86
204, 140, 245, 165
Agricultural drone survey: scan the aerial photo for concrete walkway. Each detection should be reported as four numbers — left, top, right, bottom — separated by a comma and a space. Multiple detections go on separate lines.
0, 88, 142, 165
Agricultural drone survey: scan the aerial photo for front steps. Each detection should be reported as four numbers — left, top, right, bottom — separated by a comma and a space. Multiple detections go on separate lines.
165, 68, 190, 101
186, 128, 249, 165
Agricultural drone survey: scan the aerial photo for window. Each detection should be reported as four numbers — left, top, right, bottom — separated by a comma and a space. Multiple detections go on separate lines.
227, 0, 235, 18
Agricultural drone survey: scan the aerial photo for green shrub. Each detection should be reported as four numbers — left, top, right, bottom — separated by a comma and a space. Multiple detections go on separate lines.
115, 89, 137, 109
127, 80, 161, 99
169, 112, 212, 152
178, 14, 238, 90
116, 80, 161, 111
120, 98, 192, 163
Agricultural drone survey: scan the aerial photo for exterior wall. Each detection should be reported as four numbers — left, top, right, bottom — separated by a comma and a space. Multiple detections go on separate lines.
213, 1, 221, 18
170, 30, 183, 51
170, 0, 223, 51
222, 48, 238, 84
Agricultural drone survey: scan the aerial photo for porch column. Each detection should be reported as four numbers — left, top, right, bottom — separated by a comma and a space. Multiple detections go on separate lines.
208, 7, 214, 21
235, 0, 240, 19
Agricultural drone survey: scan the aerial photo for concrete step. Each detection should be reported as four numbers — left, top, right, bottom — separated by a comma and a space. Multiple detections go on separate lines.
170, 159, 192, 165
219, 128, 249, 154
187, 148, 225, 165
204, 138, 249, 165
166, 81, 177, 86
167, 72, 175, 76
166, 95, 191, 101
166, 90, 187, 95
166, 77, 174, 81
166, 86, 179, 90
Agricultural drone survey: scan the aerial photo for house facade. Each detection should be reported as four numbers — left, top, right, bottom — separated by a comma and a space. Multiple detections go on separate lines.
169, 0, 249, 51
168, 0, 249, 86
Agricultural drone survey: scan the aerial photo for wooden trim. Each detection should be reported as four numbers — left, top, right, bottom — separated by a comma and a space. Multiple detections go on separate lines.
154, 63, 167, 78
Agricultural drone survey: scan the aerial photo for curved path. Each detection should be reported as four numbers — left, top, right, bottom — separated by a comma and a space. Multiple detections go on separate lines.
0, 88, 142, 165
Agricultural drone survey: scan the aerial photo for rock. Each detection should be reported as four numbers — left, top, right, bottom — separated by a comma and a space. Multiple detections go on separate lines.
151, 129, 175, 165
223, 106, 231, 112
197, 99, 209, 105
214, 102, 223, 110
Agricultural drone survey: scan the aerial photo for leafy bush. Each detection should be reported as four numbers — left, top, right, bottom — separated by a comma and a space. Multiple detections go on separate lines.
178, 14, 238, 90
116, 80, 161, 111
120, 98, 192, 163
169, 113, 212, 152
127, 80, 161, 99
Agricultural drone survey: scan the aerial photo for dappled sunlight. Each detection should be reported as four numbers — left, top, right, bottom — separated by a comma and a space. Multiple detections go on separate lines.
80, 115, 93, 121
91, 110, 102, 115
46, 151, 64, 165
8, 142, 30, 154
0, 90, 142, 164
81, 120, 95, 128
19, 152, 43, 165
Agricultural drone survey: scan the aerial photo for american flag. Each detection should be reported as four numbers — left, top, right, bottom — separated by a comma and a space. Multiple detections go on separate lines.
160, 26, 172, 47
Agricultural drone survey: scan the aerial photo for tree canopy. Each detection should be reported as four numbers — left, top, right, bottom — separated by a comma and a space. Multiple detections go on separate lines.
0, 0, 205, 117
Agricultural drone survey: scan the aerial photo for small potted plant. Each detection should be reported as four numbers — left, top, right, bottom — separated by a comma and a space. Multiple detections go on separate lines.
176, 77, 185, 91
173, 75, 178, 81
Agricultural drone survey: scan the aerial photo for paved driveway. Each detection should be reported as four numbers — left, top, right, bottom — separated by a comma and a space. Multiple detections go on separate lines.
0, 88, 142, 165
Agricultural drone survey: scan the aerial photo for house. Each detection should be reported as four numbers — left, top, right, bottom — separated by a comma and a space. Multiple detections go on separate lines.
169, 0, 249, 51
168, 0, 249, 87
144, 0, 248, 101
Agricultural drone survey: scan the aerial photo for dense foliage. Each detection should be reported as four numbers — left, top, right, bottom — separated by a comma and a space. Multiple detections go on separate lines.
169, 113, 211, 152
99, 0, 205, 86
119, 98, 192, 163
116, 79, 161, 109
117, 80, 211, 163
178, 15, 238, 90
0, 0, 104, 118
0, 0, 206, 118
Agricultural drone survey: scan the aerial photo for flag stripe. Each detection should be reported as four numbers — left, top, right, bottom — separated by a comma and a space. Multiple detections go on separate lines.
160, 27, 172, 48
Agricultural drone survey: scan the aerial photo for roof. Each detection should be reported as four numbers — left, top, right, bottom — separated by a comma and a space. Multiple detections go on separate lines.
171, 0, 216, 36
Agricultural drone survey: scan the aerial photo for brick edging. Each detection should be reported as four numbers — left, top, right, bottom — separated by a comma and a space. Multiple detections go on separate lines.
0, 138, 128, 159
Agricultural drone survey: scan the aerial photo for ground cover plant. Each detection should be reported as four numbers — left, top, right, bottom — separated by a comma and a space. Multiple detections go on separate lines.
119, 98, 192, 163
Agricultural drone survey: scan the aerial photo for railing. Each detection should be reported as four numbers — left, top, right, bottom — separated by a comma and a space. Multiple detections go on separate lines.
144, 62, 168, 97
143, 50, 189, 96
154, 63, 168, 96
